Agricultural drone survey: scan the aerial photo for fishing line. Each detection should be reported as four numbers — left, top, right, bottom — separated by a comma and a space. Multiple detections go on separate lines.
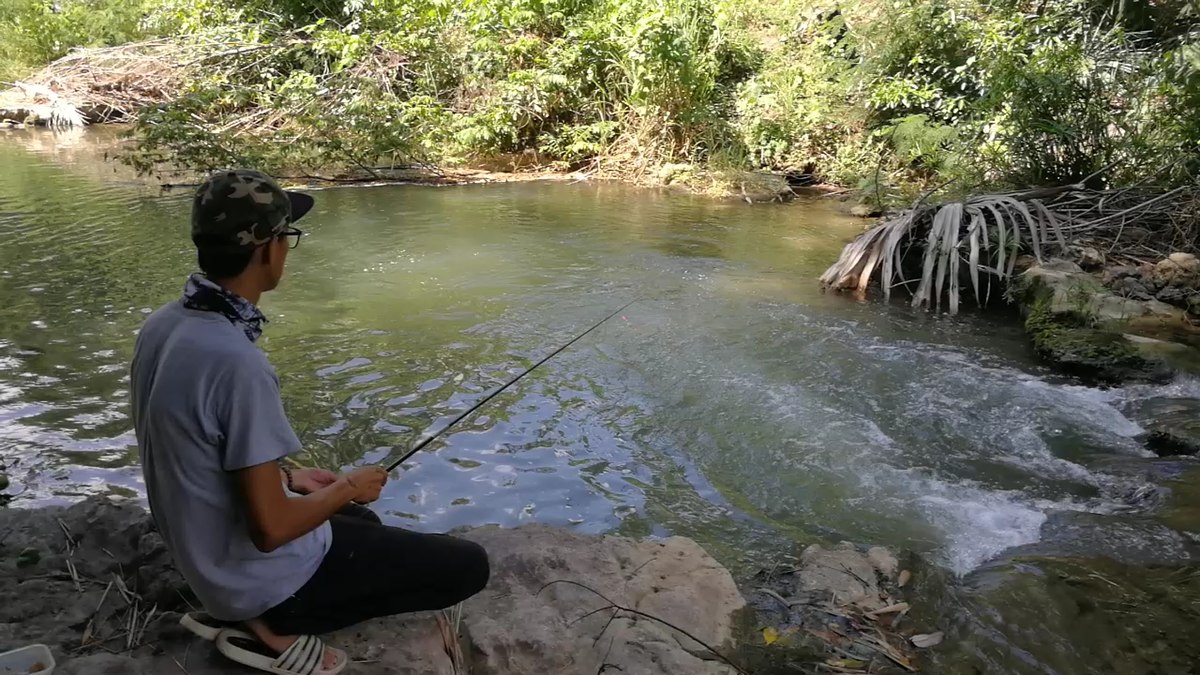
384, 298, 640, 472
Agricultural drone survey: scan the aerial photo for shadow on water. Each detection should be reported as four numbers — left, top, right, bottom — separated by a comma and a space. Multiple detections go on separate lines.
2, 129, 1199, 673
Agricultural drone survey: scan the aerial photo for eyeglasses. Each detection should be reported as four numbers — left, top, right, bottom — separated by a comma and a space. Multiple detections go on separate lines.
281, 226, 304, 249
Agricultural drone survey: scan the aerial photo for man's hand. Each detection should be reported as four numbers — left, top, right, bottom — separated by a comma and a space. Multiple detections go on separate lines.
344, 466, 389, 504
291, 467, 338, 495
241, 463, 388, 552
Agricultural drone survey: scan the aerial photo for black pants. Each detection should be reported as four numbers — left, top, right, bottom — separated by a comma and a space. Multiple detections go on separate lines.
261, 505, 490, 635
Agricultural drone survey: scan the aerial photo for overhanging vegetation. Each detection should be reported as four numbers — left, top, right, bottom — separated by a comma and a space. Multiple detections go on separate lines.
0, 0, 1197, 201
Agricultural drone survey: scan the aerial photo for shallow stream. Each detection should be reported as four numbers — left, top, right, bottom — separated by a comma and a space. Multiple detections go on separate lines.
1, 129, 1197, 673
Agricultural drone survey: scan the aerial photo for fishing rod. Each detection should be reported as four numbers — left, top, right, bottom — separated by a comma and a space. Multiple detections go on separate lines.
384, 299, 638, 472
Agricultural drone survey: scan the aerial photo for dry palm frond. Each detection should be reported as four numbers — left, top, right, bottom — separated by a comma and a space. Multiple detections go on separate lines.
821, 181, 1200, 314
48, 100, 87, 129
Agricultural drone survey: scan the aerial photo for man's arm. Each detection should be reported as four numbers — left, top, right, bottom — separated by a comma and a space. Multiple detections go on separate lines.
238, 463, 386, 552
216, 355, 386, 552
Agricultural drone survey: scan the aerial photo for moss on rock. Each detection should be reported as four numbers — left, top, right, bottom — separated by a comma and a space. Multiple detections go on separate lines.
1025, 300, 1171, 384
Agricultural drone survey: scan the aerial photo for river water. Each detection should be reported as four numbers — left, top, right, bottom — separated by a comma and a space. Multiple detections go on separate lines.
2, 130, 1197, 672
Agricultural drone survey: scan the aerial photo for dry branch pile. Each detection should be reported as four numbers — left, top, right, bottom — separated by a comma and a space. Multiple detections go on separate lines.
0, 37, 269, 124
820, 182, 1200, 314
21, 39, 197, 121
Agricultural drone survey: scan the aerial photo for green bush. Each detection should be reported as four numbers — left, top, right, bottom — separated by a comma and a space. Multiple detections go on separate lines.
7, 0, 1196, 199
0, 0, 167, 81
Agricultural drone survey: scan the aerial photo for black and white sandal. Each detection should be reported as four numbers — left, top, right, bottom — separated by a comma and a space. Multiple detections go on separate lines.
215, 629, 348, 675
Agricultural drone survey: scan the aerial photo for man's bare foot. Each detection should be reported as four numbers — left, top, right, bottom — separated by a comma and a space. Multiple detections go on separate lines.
244, 618, 339, 670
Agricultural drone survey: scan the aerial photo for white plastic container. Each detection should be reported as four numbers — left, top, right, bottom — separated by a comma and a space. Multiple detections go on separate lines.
0, 644, 55, 674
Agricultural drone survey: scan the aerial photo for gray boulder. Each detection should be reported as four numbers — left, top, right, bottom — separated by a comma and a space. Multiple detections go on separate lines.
458, 524, 745, 675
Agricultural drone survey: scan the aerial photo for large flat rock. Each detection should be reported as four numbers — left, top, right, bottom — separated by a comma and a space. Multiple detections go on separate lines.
459, 524, 744, 675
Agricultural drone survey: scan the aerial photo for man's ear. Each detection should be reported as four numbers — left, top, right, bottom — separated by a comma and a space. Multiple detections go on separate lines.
259, 238, 274, 266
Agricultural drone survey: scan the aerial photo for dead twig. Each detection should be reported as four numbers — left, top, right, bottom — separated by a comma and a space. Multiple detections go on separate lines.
853, 636, 915, 672
135, 603, 158, 647
82, 580, 115, 647
57, 517, 76, 553
594, 608, 621, 648
65, 558, 83, 593
175, 641, 192, 673
595, 634, 620, 674
755, 587, 793, 612
113, 574, 135, 605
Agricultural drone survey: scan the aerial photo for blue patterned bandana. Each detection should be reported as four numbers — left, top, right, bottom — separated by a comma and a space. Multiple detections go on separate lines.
182, 273, 268, 342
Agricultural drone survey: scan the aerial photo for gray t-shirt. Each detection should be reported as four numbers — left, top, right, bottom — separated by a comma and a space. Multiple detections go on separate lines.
130, 299, 331, 621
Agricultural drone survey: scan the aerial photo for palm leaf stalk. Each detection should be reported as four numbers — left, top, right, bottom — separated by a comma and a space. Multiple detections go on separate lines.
820, 182, 1200, 314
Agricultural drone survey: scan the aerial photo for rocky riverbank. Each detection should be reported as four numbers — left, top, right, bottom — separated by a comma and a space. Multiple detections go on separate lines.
0, 497, 750, 674
0, 496, 948, 674
1015, 251, 1200, 380
1012, 251, 1200, 458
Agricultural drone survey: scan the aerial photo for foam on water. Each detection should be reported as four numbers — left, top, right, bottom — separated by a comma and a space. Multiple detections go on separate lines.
1120, 373, 1200, 401
672, 325, 1172, 574
909, 477, 1051, 574
826, 420, 1068, 573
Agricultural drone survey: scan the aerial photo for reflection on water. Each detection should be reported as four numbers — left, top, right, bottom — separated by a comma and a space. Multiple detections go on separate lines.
1, 129, 1197, 672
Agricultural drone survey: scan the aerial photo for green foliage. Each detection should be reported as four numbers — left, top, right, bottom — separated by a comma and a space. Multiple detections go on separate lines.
863, 0, 1200, 189
119, 0, 771, 176
0, 0, 168, 81
731, 0, 1200, 194
7, 0, 1200, 196
730, 4, 866, 181
888, 115, 960, 174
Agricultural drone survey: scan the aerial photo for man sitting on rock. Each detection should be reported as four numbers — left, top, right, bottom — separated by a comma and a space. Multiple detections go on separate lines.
129, 169, 490, 675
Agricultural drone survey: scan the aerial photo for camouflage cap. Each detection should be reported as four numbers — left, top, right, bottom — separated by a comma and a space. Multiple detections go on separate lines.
191, 169, 314, 249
